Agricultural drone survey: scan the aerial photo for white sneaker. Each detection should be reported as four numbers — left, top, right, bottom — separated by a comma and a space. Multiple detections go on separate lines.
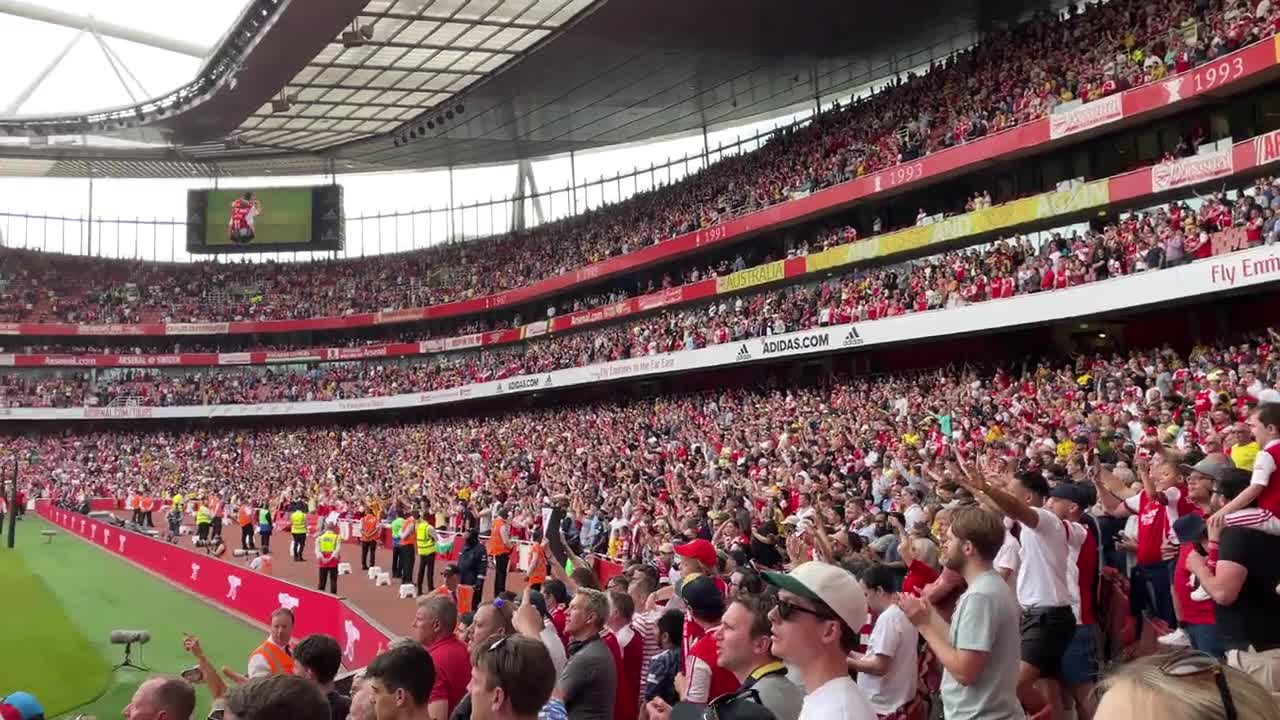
1191, 586, 1211, 602
1158, 628, 1192, 647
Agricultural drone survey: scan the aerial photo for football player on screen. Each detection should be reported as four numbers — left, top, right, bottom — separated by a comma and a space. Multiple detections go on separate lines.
228, 191, 262, 244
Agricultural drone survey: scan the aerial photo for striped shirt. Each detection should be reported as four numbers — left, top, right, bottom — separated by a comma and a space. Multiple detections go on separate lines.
631, 609, 662, 708
1225, 508, 1280, 535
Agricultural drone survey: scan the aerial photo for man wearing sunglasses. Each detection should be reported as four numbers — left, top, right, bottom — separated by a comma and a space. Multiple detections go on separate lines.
467, 635, 558, 720
761, 561, 877, 720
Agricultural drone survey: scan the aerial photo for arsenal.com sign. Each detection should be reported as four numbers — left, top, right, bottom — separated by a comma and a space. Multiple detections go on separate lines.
1049, 95, 1123, 139
1151, 150, 1235, 193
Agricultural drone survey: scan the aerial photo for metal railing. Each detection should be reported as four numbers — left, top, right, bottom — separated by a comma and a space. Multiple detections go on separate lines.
106, 394, 143, 407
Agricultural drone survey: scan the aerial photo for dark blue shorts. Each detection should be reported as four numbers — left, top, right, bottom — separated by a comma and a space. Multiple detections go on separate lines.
1061, 622, 1100, 687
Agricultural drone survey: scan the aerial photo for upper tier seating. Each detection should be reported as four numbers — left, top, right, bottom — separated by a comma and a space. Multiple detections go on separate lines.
1, 0, 1272, 326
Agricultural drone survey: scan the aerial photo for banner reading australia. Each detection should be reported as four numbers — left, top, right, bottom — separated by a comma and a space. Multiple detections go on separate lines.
716, 260, 786, 293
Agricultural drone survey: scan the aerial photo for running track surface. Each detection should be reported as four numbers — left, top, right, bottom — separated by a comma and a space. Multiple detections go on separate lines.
111, 512, 532, 638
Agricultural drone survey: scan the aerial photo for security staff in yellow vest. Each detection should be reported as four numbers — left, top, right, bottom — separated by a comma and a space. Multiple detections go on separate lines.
195, 500, 212, 544
398, 513, 417, 585
290, 504, 308, 562
315, 520, 342, 595
414, 510, 438, 595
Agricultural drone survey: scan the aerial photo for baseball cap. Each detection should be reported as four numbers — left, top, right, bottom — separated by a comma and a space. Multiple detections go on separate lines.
761, 561, 868, 636
1048, 483, 1089, 506
442, 563, 461, 577
1213, 467, 1253, 498
0, 693, 43, 720
1173, 514, 1207, 543
680, 575, 725, 617
1181, 456, 1234, 479
674, 539, 717, 569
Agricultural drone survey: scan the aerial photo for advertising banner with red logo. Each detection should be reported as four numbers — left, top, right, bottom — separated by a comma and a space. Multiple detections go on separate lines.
1256, 129, 1280, 166
40, 503, 394, 668
168, 323, 231, 335
1049, 95, 1124, 139
444, 333, 483, 351
1151, 149, 1235, 193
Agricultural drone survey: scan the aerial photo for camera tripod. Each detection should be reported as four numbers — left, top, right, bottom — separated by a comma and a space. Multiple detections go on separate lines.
113, 640, 151, 672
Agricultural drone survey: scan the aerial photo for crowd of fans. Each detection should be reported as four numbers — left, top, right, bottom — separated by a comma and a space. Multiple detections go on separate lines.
10, 323, 1280, 719
2, 174, 1273, 409
7, 4, 1280, 718
1, 0, 1274, 327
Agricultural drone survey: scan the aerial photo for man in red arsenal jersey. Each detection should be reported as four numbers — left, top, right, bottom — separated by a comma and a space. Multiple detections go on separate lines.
679, 575, 739, 704
228, 191, 261, 244
1095, 456, 1193, 627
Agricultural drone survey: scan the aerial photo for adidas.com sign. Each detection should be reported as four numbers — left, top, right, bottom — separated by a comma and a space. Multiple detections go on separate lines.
735, 345, 752, 362
761, 333, 830, 355
842, 327, 864, 347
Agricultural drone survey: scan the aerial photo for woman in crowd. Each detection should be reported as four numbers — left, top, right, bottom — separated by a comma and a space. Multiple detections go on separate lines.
1096, 650, 1280, 720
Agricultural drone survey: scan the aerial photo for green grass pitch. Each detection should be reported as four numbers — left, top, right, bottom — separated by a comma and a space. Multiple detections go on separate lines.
1, 516, 264, 719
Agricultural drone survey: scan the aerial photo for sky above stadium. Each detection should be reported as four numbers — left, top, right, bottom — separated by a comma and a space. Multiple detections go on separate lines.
0, 0, 248, 118
0, 0, 921, 262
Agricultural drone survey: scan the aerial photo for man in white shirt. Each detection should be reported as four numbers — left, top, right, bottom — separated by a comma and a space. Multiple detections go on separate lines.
901, 488, 926, 531
850, 565, 918, 718
993, 527, 1021, 594
763, 562, 877, 720
959, 467, 1083, 719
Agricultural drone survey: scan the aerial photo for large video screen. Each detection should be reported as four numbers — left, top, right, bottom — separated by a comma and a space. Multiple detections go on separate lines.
186, 184, 344, 254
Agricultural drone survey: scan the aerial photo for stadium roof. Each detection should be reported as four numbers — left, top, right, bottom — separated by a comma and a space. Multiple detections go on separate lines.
0, 0, 1036, 178
226, 0, 597, 155
0, 0, 241, 120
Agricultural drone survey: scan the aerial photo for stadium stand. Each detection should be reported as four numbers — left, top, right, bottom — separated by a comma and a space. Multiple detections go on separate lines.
9, 3, 1280, 720
0, 174, 1267, 409
0, 0, 1273, 327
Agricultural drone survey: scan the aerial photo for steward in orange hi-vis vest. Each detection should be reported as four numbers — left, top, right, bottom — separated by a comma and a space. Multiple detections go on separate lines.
250, 640, 293, 676
359, 511, 379, 572
238, 502, 258, 553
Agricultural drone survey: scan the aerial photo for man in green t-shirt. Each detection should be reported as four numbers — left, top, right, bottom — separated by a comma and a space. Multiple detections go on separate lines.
257, 505, 273, 555
390, 515, 405, 577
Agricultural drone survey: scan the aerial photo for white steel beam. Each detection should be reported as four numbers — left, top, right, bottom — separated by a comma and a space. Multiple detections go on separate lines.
0, 0, 209, 57
4, 26, 83, 114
